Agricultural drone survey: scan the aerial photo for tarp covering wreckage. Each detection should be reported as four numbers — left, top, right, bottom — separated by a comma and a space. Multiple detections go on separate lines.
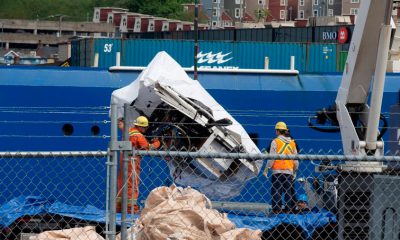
111, 51, 263, 200
0, 196, 336, 239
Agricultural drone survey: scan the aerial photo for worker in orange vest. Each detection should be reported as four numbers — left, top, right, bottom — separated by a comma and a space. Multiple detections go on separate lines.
266, 121, 299, 214
117, 116, 161, 213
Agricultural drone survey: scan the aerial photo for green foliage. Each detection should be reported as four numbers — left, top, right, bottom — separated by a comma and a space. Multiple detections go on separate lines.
0, 0, 193, 21
0, 0, 94, 21
130, 0, 193, 19
254, 8, 269, 22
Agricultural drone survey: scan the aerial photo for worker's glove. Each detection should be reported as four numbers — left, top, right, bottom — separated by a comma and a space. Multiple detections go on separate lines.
151, 138, 161, 149
262, 167, 270, 178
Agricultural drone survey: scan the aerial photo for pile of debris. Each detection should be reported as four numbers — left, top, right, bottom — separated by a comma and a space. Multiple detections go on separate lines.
31, 185, 261, 240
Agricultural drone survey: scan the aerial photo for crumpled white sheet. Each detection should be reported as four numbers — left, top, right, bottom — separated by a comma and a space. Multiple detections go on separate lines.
32, 226, 104, 240
119, 185, 262, 240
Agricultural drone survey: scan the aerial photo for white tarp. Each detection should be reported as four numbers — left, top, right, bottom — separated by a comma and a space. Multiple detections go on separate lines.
121, 185, 262, 240
110, 51, 262, 199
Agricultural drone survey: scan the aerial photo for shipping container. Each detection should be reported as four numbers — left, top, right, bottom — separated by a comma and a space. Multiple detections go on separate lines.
273, 27, 313, 42
338, 51, 348, 72
71, 38, 93, 67
93, 38, 122, 68
313, 25, 354, 44
71, 38, 346, 72
122, 39, 307, 70
125, 25, 354, 44
200, 29, 235, 41
307, 43, 337, 72
236, 28, 273, 42
71, 38, 123, 68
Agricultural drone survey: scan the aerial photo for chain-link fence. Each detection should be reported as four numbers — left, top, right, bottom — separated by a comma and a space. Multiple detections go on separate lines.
0, 151, 109, 240
1, 150, 400, 240
110, 149, 400, 240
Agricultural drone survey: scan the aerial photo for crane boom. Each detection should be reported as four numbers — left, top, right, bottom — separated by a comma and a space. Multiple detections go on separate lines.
336, 0, 393, 167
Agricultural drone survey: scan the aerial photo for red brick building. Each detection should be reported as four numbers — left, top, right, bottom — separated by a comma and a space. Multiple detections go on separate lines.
267, 0, 298, 22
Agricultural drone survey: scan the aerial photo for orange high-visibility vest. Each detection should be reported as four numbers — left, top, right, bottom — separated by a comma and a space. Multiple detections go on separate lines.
272, 138, 296, 171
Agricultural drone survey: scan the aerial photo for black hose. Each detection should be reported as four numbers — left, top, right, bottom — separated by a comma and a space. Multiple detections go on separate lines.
308, 114, 389, 139
307, 116, 341, 133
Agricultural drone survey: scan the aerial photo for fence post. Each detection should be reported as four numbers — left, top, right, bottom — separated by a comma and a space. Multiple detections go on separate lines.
107, 103, 118, 240
120, 104, 130, 240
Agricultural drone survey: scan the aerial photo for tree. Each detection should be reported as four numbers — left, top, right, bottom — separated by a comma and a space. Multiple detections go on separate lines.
0, 0, 193, 21
128, 0, 192, 19
254, 8, 269, 22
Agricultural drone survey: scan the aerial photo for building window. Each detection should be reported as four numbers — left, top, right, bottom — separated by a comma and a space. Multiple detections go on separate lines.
280, 10, 286, 20
235, 8, 241, 18
108, 16, 113, 23
149, 23, 154, 31
258, 0, 264, 5
183, 6, 189, 12
350, 8, 358, 15
299, 10, 304, 19
122, 18, 127, 26
329, 0, 334, 4
213, 9, 217, 16
314, 0, 318, 5
213, 0, 219, 3
235, 0, 241, 4
280, 0, 286, 6
313, 10, 318, 16
328, 9, 333, 16
212, 21, 217, 26
351, 0, 359, 3
299, 0, 304, 6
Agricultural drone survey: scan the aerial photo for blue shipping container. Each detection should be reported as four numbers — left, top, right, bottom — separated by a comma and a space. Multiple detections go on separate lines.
94, 38, 122, 68
72, 38, 340, 72
307, 44, 337, 73
72, 38, 122, 67
123, 39, 309, 71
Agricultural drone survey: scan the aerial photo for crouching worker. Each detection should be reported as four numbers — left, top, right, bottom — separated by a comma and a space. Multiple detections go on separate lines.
293, 194, 311, 214
117, 116, 161, 213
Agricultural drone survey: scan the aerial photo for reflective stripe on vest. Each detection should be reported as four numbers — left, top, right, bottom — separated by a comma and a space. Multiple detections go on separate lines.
272, 138, 296, 171
129, 128, 140, 136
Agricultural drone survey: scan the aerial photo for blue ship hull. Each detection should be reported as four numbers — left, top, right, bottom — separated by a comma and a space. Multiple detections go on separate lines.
0, 66, 399, 208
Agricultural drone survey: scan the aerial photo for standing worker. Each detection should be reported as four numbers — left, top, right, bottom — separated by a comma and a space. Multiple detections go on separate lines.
267, 121, 298, 214
117, 116, 161, 213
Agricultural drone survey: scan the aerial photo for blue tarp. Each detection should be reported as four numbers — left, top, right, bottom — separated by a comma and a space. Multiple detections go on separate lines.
0, 196, 136, 228
228, 209, 336, 239
0, 196, 336, 239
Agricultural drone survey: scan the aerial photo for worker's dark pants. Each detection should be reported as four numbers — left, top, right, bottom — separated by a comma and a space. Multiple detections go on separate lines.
271, 173, 295, 213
